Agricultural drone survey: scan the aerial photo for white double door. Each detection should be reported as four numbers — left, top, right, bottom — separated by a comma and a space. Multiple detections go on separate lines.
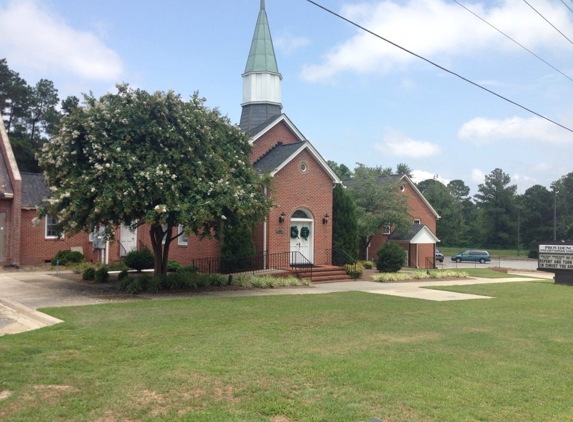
290, 220, 313, 265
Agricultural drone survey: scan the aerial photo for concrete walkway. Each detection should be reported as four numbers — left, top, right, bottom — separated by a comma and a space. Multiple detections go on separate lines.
0, 270, 554, 337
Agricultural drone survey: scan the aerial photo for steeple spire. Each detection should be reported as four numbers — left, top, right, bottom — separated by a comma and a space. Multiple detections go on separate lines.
240, 1, 283, 132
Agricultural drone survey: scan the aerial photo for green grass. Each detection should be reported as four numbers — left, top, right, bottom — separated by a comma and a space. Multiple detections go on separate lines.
1, 281, 573, 421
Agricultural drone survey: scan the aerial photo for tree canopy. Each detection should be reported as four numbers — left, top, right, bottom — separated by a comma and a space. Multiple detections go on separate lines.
346, 164, 411, 259
38, 84, 272, 275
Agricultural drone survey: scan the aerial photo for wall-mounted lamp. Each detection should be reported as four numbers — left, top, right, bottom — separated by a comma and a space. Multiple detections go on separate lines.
322, 213, 329, 224
279, 211, 286, 223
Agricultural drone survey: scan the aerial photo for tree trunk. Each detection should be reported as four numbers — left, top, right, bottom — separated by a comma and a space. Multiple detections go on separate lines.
149, 223, 173, 276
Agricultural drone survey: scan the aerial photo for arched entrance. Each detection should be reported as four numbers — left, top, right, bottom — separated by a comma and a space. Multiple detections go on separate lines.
290, 209, 314, 265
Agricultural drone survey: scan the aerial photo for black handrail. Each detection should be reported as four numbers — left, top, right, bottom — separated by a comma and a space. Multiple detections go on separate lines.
190, 250, 313, 281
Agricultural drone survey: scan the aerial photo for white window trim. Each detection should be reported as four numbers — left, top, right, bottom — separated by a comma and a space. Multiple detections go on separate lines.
414, 219, 421, 225
45, 214, 62, 239
383, 225, 391, 235
178, 224, 188, 246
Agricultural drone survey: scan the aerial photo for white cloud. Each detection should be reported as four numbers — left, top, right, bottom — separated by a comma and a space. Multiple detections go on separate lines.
458, 116, 573, 144
301, 0, 572, 83
274, 33, 310, 55
0, 0, 123, 81
471, 168, 485, 184
374, 128, 441, 158
411, 170, 450, 185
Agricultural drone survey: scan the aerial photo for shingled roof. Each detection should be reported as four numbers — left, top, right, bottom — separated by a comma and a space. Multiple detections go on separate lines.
254, 141, 306, 174
21, 173, 49, 208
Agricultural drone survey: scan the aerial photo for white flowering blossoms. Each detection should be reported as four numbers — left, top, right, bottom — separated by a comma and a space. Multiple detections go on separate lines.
37, 84, 272, 274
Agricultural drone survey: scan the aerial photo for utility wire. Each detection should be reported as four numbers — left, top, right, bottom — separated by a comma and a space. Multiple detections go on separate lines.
522, 0, 573, 46
453, 0, 573, 83
560, 0, 573, 15
305, 0, 573, 134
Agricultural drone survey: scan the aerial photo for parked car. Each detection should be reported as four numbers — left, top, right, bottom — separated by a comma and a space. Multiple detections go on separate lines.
435, 249, 444, 262
451, 250, 491, 264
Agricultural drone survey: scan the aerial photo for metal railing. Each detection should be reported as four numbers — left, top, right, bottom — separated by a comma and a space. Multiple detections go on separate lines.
191, 250, 313, 280
325, 249, 358, 274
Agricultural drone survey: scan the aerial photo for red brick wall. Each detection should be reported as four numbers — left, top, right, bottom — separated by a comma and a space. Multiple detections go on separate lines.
0, 200, 14, 264
367, 179, 438, 266
19, 210, 99, 265
251, 120, 301, 163
136, 224, 221, 264
264, 149, 333, 265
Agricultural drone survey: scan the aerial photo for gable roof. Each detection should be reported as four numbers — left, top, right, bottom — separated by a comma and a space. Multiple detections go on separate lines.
249, 114, 307, 143
0, 145, 14, 198
253, 140, 341, 183
21, 173, 49, 209
388, 223, 440, 244
343, 174, 440, 219
0, 118, 20, 199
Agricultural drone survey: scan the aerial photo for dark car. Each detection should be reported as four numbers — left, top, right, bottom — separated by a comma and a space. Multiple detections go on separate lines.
435, 249, 444, 262
451, 250, 491, 264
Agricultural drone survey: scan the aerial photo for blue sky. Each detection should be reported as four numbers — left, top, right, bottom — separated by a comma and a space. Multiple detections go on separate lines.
1, 0, 572, 196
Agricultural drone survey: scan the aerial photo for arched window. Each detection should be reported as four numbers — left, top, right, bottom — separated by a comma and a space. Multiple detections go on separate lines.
292, 210, 310, 219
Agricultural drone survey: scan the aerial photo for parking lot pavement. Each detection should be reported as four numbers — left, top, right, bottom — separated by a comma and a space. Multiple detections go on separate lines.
438, 257, 539, 271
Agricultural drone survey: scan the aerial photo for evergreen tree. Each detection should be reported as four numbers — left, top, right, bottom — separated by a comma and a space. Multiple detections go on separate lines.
332, 184, 358, 263
474, 168, 517, 248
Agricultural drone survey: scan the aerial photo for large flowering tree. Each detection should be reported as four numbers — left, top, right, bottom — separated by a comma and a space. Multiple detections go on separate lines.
37, 84, 271, 275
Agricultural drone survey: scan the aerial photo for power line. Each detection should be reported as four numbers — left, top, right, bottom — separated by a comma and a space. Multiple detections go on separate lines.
560, 0, 573, 14
522, 0, 573, 46
305, 0, 573, 134
452, 0, 573, 83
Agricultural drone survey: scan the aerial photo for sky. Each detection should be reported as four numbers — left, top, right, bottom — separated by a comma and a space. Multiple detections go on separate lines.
1, 0, 572, 197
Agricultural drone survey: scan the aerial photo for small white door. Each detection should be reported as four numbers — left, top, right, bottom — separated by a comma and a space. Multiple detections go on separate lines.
290, 220, 313, 265
120, 224, 137, 256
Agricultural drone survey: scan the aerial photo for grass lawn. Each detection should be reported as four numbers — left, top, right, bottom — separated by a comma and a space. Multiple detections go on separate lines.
1, 280, 573, 421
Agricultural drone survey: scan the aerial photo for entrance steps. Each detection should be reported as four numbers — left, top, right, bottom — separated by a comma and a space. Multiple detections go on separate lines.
295, 265, 353, 283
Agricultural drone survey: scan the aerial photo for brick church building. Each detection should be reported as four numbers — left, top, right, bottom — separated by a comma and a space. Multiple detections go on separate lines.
0, 0, 439, 271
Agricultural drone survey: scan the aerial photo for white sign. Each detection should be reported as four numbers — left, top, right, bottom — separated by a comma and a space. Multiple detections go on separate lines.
539, 244, 573, 254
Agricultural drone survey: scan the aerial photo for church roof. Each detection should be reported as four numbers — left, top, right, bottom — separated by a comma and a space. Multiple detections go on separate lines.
21, 172, 49, 208
388, 223, 440, 244
254, 141, 305, 173
244, 0, 279, 74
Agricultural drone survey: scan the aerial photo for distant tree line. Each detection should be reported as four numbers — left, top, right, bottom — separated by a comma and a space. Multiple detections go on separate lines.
330, 159, 571, 256
0, 58, 79, 172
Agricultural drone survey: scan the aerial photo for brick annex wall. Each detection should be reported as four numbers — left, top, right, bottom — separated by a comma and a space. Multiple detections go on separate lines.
251, 120, 301, 163
368, 178, 438, 267
136, 224, 221, 265
19, 210, 98, 265
263, 149, 333, 265
0, 200, 13, 264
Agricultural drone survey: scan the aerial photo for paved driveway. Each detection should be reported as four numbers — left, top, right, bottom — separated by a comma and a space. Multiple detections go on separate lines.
0, 269, 554, 336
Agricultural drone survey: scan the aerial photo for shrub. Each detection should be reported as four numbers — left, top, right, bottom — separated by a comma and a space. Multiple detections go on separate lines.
528, 241, 539, 259
177, 264, 199, 274
119, 274, 152, 294
344, 262, 364, 279
124, 247, 154, 272
362, 260, 373, 270
73, 262, 92, 274
51, 250, 85, 266
167, 260, 181, 272
376, 242, 407, 273
107, 261, 128, 272
82, 267, 96, 281
118, 269, 129, 281
94, 267, 109, 283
